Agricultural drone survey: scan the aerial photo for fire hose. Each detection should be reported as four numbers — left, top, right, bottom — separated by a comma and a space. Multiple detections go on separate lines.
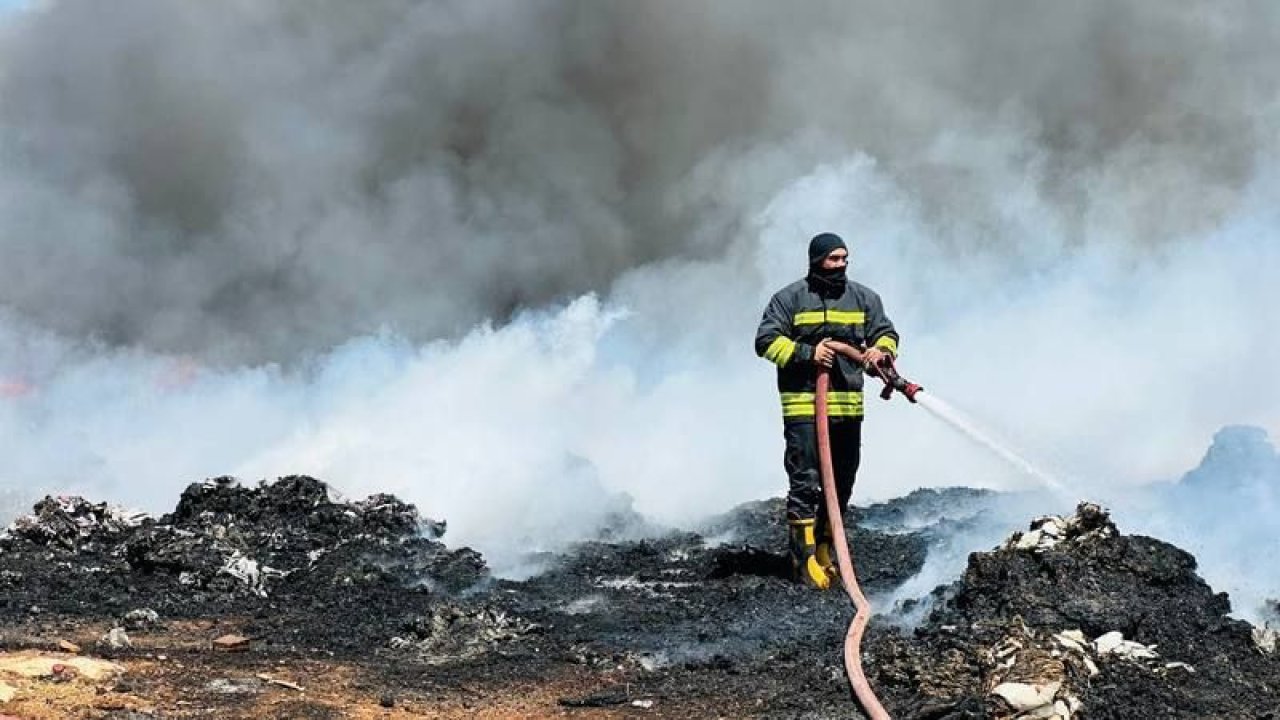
817, 345, 921, 719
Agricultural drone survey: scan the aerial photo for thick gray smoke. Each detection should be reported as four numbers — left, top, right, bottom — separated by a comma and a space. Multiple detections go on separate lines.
1, 1, 1278, 602
1, 0, 1276, 361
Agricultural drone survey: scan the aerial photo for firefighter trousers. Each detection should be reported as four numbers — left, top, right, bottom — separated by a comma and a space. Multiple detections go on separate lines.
784, 419, 862, 522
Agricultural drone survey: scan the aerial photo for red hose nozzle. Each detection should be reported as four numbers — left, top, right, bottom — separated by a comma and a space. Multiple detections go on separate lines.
871, 358, 922, 403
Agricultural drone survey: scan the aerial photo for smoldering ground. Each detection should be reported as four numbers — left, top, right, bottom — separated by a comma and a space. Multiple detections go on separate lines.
0, 1, 1278, 612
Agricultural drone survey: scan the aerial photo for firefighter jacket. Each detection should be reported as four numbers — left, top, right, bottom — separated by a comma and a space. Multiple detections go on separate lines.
754, 277, 899, 422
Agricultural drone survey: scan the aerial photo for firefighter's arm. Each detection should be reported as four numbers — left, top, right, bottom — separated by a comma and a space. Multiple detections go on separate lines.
755, 294, 813, 367
864, 290, 899, 359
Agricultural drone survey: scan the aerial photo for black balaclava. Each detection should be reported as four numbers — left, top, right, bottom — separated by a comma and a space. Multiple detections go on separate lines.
807, 232, 848, 294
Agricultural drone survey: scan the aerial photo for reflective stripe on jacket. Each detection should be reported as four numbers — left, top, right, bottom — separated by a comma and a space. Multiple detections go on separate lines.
754, 277, 898, 421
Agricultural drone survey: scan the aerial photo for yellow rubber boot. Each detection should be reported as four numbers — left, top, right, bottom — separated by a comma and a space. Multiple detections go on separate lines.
815, 524, 838, 583
788, 519, 831, 590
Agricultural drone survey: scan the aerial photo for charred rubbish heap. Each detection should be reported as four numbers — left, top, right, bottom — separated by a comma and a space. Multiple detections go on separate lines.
0, 473, 1277, 719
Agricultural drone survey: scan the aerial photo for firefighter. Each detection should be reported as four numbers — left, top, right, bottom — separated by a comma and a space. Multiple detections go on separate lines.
754, 232, 899, 589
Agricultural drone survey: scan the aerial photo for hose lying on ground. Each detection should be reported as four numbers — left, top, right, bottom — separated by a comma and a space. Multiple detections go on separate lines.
816, 367, 891, 719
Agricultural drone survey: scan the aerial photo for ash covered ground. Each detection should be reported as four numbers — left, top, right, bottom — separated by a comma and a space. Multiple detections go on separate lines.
1, 435, 1279, 718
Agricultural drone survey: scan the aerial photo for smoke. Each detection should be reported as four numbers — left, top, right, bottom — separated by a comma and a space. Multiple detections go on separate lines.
1, 0, 1277, 360
1113, 426, 1280, 620
2, 1, 1279, 593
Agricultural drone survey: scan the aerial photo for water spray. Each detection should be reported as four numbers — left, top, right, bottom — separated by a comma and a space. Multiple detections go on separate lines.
912, 393, 1067, 494
833, 342, 1064, 492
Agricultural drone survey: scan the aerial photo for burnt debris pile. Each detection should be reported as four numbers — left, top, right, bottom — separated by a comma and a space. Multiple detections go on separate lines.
871, 502, 1280, 719
492, 496, 1279, 718
0, 476, 486, 652
1, 478, 1277, 718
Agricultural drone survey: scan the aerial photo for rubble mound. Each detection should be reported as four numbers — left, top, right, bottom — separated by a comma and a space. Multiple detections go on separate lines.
4, 495, 148, 550
2, 483, 1277, 718
0, 476, 486, 654
125, 476, 481, 599
870, 502, 1280, 719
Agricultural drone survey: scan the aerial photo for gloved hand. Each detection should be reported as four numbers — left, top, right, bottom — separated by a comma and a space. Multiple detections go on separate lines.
861, 346, 889, 372
813, 339, 836, 368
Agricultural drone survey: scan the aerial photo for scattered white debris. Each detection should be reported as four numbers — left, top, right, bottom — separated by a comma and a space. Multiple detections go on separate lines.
1058, 627, 1195, 680
597, 576, 694, 598
1093, 631, 1159, 660
202, 477, 239, 490
1003, 502, 1115, 554
1015, 527, 1049, 551
995, 637, 1023, 659
1052, 629, 1099, 677
986, 626, 1081, 719
1082, 655, 1100, 677
205, 677, 263, 695
1092, 631, 1123, 655
992, 680, 1061, 711
123, 608, 161, 630
0, 681, 15, 703
1252, 625, 1278, 655
387, 605, 539, 665
219, 552, 285, 598
256, 673, 304, 692
99, 627, 132, 650
986, 623, 1194, 719
1053, 630, 1089, 655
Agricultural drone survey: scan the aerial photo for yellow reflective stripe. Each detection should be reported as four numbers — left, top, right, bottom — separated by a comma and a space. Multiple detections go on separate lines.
780, 391, 864, 418
763, 336, 797, 367
781, 405, 864, 418
781, 391, 863, 403
827, 310, 865, 324
874, 336, 899, 355
793, 310, 865, 326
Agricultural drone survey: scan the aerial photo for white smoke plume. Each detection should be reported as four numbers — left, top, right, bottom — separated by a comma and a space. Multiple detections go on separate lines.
1, 1, 1278, 600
